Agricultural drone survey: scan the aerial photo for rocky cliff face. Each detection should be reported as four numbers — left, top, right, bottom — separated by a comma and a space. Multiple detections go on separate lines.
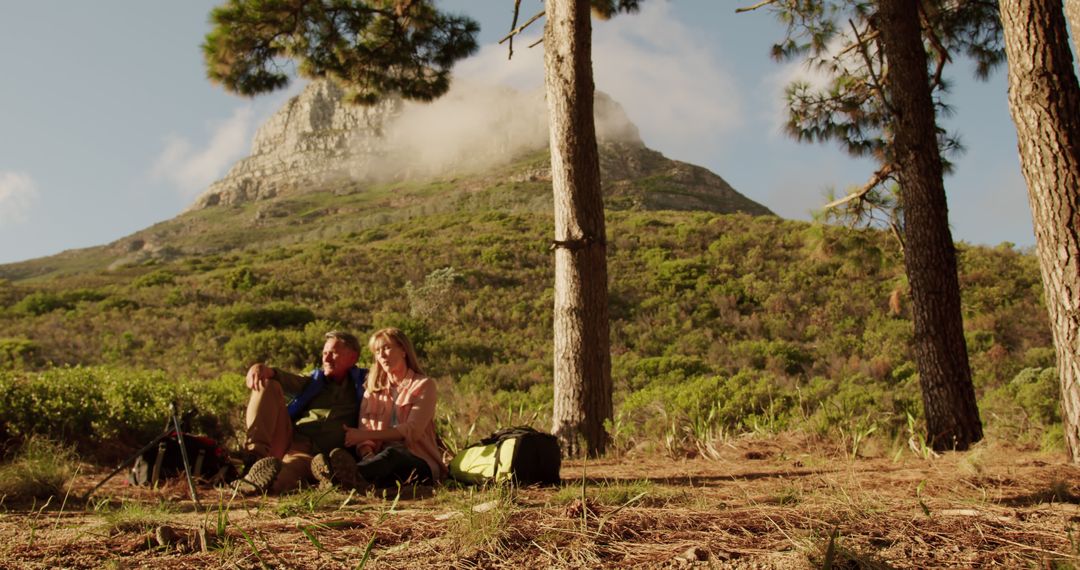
190, 80, 646, 211
191, 81, 400, 209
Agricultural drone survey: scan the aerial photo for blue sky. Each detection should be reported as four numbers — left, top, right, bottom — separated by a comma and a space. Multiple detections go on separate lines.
0, 1, 1033, 265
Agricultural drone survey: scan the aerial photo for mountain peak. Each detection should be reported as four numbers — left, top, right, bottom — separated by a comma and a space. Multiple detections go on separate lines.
190, 80, 650, 211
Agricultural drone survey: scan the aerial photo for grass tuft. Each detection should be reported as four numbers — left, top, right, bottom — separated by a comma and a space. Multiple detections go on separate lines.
94, 500, 176, 534
0, 436, 78, 502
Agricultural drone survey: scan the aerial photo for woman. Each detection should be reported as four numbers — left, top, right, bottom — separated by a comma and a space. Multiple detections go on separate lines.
334, 327, 446, 487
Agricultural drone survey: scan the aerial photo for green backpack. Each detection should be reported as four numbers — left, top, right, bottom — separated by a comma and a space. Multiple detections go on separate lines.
449, 426, 561, 485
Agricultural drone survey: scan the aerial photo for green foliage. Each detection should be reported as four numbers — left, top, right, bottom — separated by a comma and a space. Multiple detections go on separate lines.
0, 367, 246, 458
1009, 367, 1060, 425
215, 301, 316, 331
203, 0, 479, 104
619, 371, 793, 440
223, 322, 332, 371
225, 266, 257, 291
0, 205, 1054, 455
0, 337, 40, 368
133, 270, 176, 288
13, 289, 106, 315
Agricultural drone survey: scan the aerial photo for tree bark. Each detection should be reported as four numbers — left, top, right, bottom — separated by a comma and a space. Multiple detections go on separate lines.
877, 0, 983, 450
543, 0, 613, 457
1000, 0, 1080, 463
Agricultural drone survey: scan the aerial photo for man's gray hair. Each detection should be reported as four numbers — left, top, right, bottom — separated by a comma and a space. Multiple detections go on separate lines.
325, 331, 361, 354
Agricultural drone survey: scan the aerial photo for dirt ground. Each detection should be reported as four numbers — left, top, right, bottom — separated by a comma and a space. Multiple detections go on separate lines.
1, 434, 1078, 569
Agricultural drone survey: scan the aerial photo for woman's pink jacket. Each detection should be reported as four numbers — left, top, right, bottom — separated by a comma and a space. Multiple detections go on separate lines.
357, 374, 447, 481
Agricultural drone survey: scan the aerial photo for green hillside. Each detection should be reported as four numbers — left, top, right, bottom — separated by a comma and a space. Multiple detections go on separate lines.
0, 148, 1058, 460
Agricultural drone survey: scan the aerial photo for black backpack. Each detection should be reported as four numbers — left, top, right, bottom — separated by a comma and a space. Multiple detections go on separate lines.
127, 432, 235, 486
449, 426, 561, 486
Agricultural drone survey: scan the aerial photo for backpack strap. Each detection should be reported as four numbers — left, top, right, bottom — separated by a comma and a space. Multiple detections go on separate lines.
287, 370, 326, 420
287, 366, 367, 420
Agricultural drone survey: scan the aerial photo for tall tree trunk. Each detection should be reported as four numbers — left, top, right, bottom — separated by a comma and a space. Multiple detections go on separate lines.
1000, 0, 1080, 463
878, 0, 983, 450
543, 0, 612, 457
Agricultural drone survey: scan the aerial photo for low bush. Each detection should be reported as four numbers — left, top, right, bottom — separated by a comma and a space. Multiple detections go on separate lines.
0, 337, 40, 368
215, 302, 316, 331
0, 367, 246, 460
13, 289, 106, 316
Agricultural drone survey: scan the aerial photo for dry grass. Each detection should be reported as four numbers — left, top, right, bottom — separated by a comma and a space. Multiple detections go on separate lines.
1, 432, 1078, 569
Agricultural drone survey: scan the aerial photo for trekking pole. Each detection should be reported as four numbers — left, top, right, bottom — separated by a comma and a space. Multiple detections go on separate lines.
170, 402, 201, 510
81, 429, 171, 504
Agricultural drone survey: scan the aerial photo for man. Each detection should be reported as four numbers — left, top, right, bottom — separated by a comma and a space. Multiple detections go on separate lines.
235, 330, 367, 494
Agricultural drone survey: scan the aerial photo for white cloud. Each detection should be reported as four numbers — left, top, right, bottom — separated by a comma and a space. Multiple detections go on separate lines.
592, 2, 742, 164
454, 33, 545, 89
0, 171, 38, 226
150, 105, 255, 198
453, 3, 743, 167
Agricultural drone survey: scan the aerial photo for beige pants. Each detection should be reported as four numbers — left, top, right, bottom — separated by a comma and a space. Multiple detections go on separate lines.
245, 381, 313, 493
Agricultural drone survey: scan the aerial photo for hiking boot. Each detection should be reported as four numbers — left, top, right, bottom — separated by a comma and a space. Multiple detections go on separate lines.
311, 448, 360, 489
233, 456, 282, 494
328, 448, 360, 489
311, 452, 333, 485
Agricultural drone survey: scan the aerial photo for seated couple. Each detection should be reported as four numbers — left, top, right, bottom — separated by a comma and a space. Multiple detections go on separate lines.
235, 327, 444, 494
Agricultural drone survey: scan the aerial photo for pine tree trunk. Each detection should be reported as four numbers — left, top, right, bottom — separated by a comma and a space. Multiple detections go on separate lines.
877, 0, 983, 450
543, 0, 612, 457
1000, 0, 1080, 463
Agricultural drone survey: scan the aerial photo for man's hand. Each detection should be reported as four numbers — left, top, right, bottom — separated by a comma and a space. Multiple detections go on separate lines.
246, 363, 275, 391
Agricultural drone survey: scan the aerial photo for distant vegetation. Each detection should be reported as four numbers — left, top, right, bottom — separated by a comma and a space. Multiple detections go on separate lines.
0, 193, 1057, 460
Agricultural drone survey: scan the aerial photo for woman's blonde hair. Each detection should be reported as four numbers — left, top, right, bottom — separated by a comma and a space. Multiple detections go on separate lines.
366, 327, 424, 393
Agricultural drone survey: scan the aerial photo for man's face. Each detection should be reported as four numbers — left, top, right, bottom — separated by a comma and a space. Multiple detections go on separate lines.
322, 338, 358, 379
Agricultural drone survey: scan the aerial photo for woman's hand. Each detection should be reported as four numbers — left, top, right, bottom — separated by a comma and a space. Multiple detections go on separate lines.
343, 425, 365, 447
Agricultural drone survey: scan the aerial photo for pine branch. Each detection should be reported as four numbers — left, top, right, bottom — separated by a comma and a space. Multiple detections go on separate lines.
506, 0, 523, 60
735, 0, 779, 14
848, 19, 893, 116
499, 9, 545, 48
917, 0, 951, 91
822, 164, 896, 210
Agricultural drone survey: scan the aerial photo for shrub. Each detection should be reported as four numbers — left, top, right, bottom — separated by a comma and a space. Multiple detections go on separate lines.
405, 266, 462, 320
1010, 367, 1060, 425
226, 266, 258, 291
215, 302, 316, 331
0, 337, 40, 367
13, 289, 106, 315
133, 269, 176, 288
0, 367, 246, 460
223, 322, 332, 371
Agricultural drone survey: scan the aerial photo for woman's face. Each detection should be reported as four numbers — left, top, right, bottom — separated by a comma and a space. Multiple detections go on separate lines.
373, 336, 407, 373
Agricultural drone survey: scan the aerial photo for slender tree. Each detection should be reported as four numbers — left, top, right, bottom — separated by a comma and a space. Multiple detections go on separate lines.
877, 0, 983, 449
205, 0, 636, 456
758, 0, 1002, 450
999, 0, 1080, 463
504, 0, 640, 456
543, 0, 611, 457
